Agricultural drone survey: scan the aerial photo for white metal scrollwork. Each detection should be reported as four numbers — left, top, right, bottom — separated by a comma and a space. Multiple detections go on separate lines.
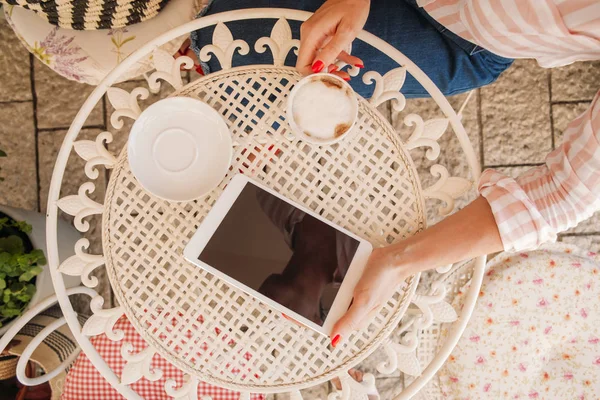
107, 86, 149, 130
329, 372, 379, 400
364, 67, 407, 111
200, 22, 250, 70
73, 131, 117, 179
56, 182, 103, 232
58, 238, 105, 288
82, 296, 125, 341
255, 18, 299, 66
148, 48, 194, 92
120, 344, 163, 384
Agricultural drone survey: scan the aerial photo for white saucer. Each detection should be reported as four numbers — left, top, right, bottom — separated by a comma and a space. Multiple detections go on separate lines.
127, 97, 232, 202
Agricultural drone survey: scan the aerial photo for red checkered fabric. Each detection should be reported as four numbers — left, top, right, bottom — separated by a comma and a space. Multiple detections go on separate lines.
62, 315, 265, 399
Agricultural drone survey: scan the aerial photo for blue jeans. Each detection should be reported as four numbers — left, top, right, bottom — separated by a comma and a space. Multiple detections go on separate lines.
190, 0, 513, 98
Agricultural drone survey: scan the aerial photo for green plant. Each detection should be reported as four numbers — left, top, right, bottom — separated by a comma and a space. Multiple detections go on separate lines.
0, 217, 45, 327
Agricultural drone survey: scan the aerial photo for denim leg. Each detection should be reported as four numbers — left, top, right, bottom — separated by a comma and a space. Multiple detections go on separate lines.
189, 0, 513, 98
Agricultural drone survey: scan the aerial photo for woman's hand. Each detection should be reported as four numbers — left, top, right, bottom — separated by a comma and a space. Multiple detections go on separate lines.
331, 196, 505, 346
331, 246, 413, 346
296, 0, 370, 79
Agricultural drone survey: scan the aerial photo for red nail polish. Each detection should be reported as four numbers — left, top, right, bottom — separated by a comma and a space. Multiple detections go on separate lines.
312, 60, 325, 73
343, 77, 351, 82
355, 63, 364, 69
329, 65, 339, 73
332, 334, 341, 347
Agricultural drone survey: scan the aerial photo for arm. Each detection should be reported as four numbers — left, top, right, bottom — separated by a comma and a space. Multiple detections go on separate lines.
331, 91, 600, 345
330, 196, 502, 345
479, 91, 600, 252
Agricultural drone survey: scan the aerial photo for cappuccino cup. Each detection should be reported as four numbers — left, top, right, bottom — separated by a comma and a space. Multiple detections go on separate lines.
286, 73, 358, 145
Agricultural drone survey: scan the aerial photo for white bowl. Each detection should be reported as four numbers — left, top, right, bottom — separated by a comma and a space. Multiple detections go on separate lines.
128, 97, 232, 202
286, 73, 358, 145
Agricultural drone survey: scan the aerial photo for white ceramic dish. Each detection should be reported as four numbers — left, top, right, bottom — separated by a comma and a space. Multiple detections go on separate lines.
286, 73, 358, 145
128, 97, 232, 202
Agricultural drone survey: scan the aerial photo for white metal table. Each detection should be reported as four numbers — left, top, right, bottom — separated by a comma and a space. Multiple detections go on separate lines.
1, 9, 486, 400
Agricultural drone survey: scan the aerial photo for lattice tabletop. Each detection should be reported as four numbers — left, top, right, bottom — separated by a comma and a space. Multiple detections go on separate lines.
35, 9, 487, 400
104, 66, 421, 390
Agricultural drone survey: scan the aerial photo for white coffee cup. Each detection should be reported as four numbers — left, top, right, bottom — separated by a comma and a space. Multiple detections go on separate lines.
286, 73, 358, 145
128, 97, 232, 202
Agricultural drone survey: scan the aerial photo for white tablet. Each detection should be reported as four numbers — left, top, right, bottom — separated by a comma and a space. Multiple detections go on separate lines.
183, 174, 372, 336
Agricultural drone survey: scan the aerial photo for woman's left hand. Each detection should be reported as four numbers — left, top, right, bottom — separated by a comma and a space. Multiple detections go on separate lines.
296, 0, 369, 79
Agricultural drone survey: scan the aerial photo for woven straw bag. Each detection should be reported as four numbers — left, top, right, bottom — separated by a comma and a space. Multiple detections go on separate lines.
2, 0, 170, 30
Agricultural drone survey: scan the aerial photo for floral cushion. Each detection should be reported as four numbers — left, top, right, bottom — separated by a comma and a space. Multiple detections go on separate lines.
439, 244, 600, 399
4, 0, 206, 85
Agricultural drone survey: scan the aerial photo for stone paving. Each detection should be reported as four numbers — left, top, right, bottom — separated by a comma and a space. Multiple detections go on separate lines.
0, 10, 599, 399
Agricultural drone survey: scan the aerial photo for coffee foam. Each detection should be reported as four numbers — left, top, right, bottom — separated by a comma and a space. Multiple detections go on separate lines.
292, 76, 355, 140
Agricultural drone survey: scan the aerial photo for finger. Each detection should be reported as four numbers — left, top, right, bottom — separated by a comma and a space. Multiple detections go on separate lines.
316, 23, 357, 69
296, 23, 330, 75
282, 313, 303, 327
330, 295, 370, 347
184, 49, 200, 65
331, 70, 351, 81
337, 51, 364, 68
355, 305, 381, 331
177, 38, 191, 55
348, 368, 364, 383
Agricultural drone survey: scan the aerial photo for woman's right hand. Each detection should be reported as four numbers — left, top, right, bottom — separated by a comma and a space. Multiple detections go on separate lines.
296, 0, 370, 78
330, 196, 505, 346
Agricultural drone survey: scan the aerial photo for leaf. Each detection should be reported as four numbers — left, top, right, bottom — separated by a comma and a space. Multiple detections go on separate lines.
19, 266, 43, 282
429, 300, 458, 323
0, 236, 24, 255
106, 87, 131, 110
29, 249, 46, 265
383, 67, 407, 92
271, 18, 292, 44
73, 140, 98, 161
213, 22, 233, 51
13, 221, 31, 234
422, 118, 449, 141
0, 150, 6, 157
121, 36, 136, 46
443, 177, 472, 198
111, 37, 118, 47
0, 279, 5, 290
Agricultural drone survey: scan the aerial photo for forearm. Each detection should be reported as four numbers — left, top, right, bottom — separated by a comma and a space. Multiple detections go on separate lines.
389, 196, 503, 273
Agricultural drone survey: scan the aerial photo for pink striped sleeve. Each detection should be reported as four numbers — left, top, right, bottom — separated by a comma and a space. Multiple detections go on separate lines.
479, 90, 600, 252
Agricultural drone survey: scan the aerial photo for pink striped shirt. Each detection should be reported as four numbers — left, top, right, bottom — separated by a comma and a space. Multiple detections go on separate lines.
416, 0, 600, 252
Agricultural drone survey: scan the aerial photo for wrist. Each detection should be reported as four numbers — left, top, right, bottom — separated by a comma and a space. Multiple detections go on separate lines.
377, 239, 425, 277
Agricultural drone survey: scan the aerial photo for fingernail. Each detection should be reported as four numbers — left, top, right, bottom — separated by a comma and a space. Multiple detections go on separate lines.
343, 77, 351, 82
329, 65, 339, 73
332, 334, 342, 347
355, 63, 364, 69
312, 60, 325, 73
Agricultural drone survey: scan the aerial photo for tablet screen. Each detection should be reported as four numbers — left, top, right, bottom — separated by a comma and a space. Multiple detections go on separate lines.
198, 182, 359, 326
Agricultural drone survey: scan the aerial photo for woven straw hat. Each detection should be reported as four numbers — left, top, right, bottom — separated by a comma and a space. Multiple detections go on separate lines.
2, 0, 170, 30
